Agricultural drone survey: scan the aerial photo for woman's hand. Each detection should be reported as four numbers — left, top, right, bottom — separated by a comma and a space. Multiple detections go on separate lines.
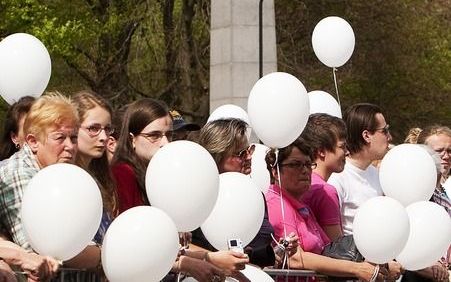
0, 260, 16, 282
355, 262, 388, 282
20, 253, 59, 281
386, 261, 403, 281
207, 250, 249, 274
179, 256, 225, 282
431, 262, 449, 282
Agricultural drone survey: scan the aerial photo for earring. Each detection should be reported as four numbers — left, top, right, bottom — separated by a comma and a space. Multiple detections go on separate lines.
15, 143, 20, 149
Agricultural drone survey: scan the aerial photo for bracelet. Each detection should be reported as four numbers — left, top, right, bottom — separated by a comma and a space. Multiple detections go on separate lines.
203, 252, 210, 262
369, 265, 380, 282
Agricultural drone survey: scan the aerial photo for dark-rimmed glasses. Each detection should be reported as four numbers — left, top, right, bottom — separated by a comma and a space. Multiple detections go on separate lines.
280, 161, 317, 171
139, 130, 173, 143
374, 124, 390, 135
234, 144, 256, 159
82, 123, 114, 137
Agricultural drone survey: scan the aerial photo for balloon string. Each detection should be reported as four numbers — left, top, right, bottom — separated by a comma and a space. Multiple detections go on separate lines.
275, 149, 290, 271
333, 67, 342, 108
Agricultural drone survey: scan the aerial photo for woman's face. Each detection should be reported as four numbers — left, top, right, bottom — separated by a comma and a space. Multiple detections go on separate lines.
426, 133, 451, 175
218, 140, 254, 175
133, 114, 173, 161
276, 147, 313, 199
78, 106, 112, 161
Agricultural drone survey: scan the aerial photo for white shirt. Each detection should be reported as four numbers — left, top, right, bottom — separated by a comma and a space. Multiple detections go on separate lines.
328, 162, 383, 235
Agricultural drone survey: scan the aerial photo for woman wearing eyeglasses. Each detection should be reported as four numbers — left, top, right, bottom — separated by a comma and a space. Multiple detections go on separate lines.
111, 98, 172, 214
189, 118, 286, 270
73, 90, 118, 245
265, 137, 388, 281
111, 98, 230, 281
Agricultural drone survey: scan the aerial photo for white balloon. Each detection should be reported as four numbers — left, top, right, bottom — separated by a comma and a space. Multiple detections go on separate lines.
443, 177, 451, 200
208, 104, 250, 124
308, 90, 342, 118
102, 206, 179, 282
201, 172, 265, 250
225, 264, 274, 281
0, 33, 51, 104
379, 144, 437, 206
146, 141, 219, 232
396, 201, 451, 271
21, 164, 102, 260
353, 196, 410, 264
250, 143, 271, 193
248, 72, 309, 148
312, 16, 355, 68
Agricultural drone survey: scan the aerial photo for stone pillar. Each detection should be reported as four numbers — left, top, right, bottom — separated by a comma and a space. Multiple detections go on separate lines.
210, 0, 277, 113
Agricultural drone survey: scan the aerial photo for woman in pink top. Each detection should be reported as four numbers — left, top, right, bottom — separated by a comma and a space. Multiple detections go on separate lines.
265, 138, 388, 281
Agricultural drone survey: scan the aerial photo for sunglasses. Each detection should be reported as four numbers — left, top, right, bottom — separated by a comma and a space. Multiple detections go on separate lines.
234, 144, 256, 159
374, 124, 390, 135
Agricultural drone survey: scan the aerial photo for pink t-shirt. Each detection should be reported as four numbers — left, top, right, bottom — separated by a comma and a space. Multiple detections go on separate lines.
301, 172, 342, 228
265, 184, 330, 254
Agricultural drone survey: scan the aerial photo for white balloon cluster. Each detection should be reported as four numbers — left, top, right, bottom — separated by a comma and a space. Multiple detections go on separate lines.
353, 144, 451, 270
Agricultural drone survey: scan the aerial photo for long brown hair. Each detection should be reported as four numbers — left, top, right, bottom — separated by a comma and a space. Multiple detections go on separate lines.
112, 98, 170, 203
72, 90, 118, 216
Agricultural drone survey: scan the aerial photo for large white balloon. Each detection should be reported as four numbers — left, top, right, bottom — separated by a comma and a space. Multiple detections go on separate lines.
0, 33, 51, 104
201, 172, 265, 250
207, 104, 250, 124
396, 201, 451, 271
308, 90, 342, 118
312, 16, 355, 68
443, 177, 451, 200
250, 143, 271, 193
102, 206, 179, 282
248, 72, 309, 148
225, 264, 274, 281
21, 164, 102, 260
353, 196, 410, 264
146, 141, 219, 232
379, 144, 437, 206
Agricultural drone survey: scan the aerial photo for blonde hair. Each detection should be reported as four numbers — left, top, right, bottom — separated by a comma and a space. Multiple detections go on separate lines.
417, 125, 451, 145
23, 92, 79, 142
404, 127, 422, 144
197, 119, 248, 166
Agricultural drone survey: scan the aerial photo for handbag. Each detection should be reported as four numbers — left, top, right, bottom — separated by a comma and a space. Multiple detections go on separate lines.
321, 234, 364, 262
321, 235, 364, 281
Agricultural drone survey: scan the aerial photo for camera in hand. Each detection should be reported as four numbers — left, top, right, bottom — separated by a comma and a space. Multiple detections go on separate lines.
227, 238, 244, 253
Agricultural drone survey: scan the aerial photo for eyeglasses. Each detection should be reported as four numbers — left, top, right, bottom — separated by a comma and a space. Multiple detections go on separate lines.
374, 124, 390, 135
434, 148, 451, 157
83, 124, 114, 137
280, 161, 317, 171
234, 144, 256, 159
139, 130, 173, 143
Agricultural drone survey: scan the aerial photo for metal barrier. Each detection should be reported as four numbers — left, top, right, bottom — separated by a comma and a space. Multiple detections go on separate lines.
263, 268, 328, 281
15, 268, 104, 282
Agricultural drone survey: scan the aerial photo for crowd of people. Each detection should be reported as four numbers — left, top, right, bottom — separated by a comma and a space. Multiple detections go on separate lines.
0, 91, 449, 282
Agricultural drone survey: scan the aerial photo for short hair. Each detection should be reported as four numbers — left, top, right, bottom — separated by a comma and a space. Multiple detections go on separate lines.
416, 125, 451, 145
0, 96, 35, 160
112, 98, 170, 203
265, 137, 313, 183
197, 119, 249, 167
301, 113, 346, 159
343, 103, 384, 154
23, 92, 79, 142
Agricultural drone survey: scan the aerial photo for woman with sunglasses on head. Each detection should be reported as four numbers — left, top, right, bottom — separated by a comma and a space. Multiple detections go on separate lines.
111, 98, 226, 282
265, 137, 391, 281
190, 118, 289, 271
